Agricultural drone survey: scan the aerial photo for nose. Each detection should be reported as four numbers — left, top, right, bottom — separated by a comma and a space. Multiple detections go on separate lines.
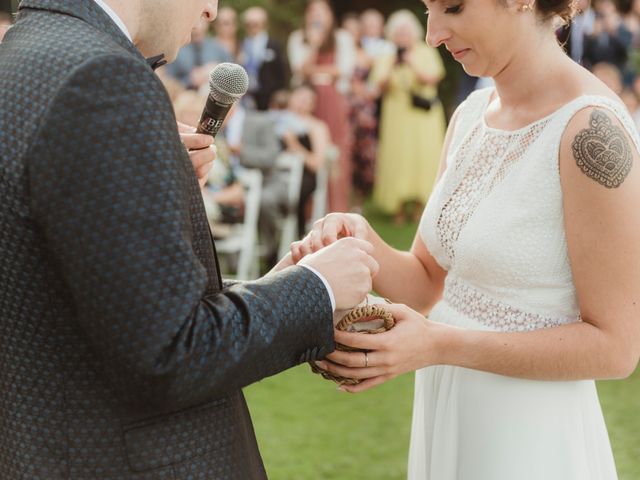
425, 15, 451, 48
203, 1, 218, 23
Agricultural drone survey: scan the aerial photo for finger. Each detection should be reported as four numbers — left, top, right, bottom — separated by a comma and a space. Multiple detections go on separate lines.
320, 216, 343, 244
177, 121, 197, 133
334, 330, 387, 350
326, 349, 381, 368
181, 133, 214, 151
189, 146, 215, 169
361, 254, 380, 278
291, 241, 303, 263
351, 218, 369, 240
315, 360, 385, 380
297, 239, 314, 258
339, 237, 374, 255
340, 375, 392, 393
308, 229, 325, 252
378, 303, 411, 321
196, 162, 213, 180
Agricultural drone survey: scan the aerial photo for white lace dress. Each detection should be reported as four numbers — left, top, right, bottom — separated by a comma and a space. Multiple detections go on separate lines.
409, 88, 639, 479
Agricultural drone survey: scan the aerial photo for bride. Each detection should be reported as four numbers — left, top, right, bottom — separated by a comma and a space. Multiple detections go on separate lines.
291, 0, 640, 478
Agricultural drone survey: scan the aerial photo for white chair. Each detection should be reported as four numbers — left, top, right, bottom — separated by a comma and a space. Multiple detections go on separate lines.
215, 168, 262, 280
275, 152, 305, 260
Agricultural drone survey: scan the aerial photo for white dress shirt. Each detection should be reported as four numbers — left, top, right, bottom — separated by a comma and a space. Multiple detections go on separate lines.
93, 0, 132, 42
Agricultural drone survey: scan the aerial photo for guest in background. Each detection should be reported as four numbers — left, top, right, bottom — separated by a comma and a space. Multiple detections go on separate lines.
360, 9, 395, 60
557, 0, 595, 64
341, 12, 360, 38
174, 92, 245, 231
620, 87, 640, 126
164, 18, 232, 91
272, 86, 331, 237
156, 69, 187, 104
240, 7, 289, 111
620, 87, 640, 129
592, 61, 624, 94
288, 0, 355, 213
342, 11, 379, 211
214, 6, 240, 60
583, 0, 632, 74
223, 103, 284, 268
370, 10, 446, 224
623, 0, 640, 44
0, 11, 13, 42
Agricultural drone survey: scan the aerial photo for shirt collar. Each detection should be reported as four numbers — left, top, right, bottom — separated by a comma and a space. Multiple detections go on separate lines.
93, 0, 132, 42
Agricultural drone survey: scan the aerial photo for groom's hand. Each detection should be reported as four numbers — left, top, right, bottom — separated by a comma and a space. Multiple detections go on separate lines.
178, 121, 216, 188
291, 213, 372, 263
299, 237, 379, 310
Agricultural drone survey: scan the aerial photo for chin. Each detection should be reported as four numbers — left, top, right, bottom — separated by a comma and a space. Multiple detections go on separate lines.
461, 62, 490, 79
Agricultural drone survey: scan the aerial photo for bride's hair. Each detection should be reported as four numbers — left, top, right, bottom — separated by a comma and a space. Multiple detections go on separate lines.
535, 0, 576, 24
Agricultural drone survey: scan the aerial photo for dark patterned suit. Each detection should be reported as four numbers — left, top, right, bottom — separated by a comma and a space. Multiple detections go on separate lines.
0, 1, 334, 478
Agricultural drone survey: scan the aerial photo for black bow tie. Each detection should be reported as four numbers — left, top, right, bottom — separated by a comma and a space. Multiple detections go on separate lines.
146, 54, 167, 71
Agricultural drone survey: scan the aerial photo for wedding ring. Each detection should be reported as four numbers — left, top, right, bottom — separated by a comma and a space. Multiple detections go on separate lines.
364, 351, 369, 368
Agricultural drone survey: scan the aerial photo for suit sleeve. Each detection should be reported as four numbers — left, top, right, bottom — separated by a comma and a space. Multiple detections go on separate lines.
28, 54, 334, 411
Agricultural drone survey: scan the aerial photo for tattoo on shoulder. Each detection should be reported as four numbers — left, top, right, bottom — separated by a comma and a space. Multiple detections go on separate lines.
571, 109, 633, 189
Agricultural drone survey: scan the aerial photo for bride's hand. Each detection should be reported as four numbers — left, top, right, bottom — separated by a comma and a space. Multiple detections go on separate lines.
315, 303, 447, 393
291, 213, 371, 263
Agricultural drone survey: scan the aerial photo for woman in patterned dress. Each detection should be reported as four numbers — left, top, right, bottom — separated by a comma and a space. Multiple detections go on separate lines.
287, 0, 356, 213
291, 0, 640, 478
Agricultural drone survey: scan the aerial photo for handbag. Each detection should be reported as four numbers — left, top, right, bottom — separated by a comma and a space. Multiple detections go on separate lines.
411, 92, 438, 111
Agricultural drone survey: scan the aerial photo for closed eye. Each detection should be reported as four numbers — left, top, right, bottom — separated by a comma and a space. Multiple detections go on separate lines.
425, 4, 463, 15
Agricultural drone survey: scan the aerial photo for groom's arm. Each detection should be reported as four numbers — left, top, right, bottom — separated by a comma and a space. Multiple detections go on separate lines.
28, 54, 336, 411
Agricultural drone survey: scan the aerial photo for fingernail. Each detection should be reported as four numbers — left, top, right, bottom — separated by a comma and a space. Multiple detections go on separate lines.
337, 386, 347, 392
316, 361, 327, 370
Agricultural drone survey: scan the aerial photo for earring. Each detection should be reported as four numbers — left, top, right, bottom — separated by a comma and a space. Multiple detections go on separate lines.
519, 3, 533, 11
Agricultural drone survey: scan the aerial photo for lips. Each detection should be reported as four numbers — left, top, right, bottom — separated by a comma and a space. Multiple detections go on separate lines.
448, 48, 470, 61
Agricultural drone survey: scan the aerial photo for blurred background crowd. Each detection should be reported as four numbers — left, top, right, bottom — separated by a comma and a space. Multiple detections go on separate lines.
3, 0, 640, 278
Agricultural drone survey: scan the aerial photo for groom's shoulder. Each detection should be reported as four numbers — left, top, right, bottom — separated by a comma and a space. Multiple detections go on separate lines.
4, 10, 144, 91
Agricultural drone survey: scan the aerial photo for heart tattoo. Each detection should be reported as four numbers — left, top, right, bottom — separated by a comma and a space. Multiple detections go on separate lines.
571, 110, 633, 189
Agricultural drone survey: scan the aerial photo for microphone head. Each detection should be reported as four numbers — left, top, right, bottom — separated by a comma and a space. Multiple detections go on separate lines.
208, 63, 249, 105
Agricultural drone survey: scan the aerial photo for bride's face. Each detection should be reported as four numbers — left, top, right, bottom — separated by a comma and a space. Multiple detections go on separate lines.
424, 0, 526, 78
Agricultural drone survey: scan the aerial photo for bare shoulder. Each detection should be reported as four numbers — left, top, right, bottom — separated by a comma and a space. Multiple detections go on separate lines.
560, 106, 637, 190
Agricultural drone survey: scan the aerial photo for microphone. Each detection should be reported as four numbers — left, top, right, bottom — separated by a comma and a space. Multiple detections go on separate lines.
196, 63, 249, 138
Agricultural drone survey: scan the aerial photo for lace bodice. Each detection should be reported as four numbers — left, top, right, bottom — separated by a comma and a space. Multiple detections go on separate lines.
420, 88, 640, 332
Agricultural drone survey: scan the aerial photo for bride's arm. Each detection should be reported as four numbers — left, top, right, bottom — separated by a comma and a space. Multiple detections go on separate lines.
320, 107, 640, 391
291, 108, 461, 314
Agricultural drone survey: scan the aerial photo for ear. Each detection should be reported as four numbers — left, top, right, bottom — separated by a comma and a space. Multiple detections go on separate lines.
203, 1, 218, 23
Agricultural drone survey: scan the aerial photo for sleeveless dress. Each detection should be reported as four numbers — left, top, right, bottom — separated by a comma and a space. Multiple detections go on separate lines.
409, 88, 640, 480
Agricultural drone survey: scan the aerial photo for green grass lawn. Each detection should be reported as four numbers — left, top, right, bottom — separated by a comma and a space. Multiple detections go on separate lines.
245, 207, 640, 479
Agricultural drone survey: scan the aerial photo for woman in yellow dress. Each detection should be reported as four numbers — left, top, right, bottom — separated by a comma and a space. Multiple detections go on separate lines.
370, 10, 446, 223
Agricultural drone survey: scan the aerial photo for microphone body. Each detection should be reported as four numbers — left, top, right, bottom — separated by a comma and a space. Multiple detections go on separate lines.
196, 63, 249, 139
196, 99, 233, 138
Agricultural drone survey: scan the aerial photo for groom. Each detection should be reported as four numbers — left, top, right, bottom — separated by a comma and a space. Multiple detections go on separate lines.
0, 1, 378, 478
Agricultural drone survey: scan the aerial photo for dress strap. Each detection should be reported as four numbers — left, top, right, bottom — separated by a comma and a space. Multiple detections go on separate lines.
548, 95, 640, 155
447, 87, 494, 156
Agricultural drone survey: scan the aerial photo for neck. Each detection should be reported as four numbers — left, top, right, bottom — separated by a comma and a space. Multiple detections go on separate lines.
102, 0, 141, 44
492, 27, 571, 110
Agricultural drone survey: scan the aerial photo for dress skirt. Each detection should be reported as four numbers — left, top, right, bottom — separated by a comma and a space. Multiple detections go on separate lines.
407, 300, 618, 480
